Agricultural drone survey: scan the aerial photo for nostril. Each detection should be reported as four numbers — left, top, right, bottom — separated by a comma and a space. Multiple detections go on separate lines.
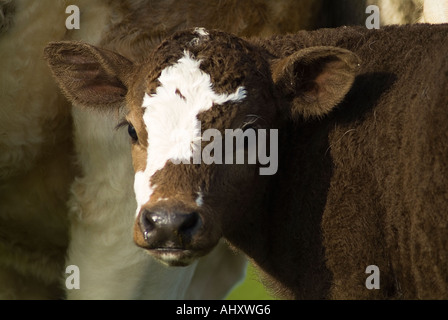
179, 212, 201, 234
140, 210, 156, 233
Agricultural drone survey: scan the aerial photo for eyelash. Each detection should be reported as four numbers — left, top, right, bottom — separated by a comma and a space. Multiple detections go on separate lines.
115, 119, 129, 130
116, 119, 139, 142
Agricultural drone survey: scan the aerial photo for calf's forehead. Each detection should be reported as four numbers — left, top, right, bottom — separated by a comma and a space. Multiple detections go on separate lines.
127, 30, 274, 213
127, 29, 272, 112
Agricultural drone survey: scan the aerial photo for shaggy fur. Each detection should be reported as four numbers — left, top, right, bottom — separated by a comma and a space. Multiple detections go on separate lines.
0, 0, 75, 299
46, 24, 448, 300
255, 24, 448, 299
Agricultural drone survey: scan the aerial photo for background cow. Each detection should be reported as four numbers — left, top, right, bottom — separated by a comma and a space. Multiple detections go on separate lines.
45, 24, 448, 299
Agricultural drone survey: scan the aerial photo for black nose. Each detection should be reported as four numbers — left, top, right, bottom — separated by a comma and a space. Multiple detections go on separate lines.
139, 209, 202, 248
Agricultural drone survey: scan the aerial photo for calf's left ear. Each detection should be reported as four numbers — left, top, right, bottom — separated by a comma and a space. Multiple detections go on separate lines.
271, 46, 360, 119
44, 41, 134, 110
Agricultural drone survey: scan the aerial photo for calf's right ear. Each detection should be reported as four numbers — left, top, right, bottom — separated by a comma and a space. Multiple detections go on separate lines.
44, 41, 134, 109
271, 46, 360, 120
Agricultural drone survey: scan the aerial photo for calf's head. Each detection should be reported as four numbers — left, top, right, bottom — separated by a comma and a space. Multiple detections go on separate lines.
45, 29, 359, 266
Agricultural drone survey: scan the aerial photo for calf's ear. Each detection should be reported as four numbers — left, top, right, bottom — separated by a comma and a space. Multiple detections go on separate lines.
271, 46, 360, 119
44, 41, 134, 109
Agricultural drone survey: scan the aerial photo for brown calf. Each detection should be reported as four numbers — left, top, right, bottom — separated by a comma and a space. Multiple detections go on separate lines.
45, 24, 448, 299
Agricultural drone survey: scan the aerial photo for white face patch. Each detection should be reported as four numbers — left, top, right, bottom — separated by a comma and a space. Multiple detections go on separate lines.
134, 171, 151, 214
134, 51, 246, 216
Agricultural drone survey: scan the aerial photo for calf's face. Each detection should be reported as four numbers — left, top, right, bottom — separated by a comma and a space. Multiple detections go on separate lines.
45, 29, 359, 266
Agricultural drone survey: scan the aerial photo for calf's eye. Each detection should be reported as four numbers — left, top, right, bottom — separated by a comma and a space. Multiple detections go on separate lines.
128, 123, 138, 142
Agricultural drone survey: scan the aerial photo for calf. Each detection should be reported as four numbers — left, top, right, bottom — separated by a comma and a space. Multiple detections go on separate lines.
45, 25, 448, 299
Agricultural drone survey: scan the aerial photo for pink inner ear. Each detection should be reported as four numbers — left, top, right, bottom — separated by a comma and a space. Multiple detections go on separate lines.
57, 53, 103, 80
298, 81, 319, 104
59, 50, 98, 64
64, 54, 94, 64
67, 65, 101, 81
82, 80, 127, 100
312, 71, 333, 100
314, 71, 331, 88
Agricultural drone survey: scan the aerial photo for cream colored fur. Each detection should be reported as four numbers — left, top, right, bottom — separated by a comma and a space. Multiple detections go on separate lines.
422, 0, 448, 23
0, 0, 74, 299
368, 0, 448, 24
368, 0, 424, 24
0, 0, 70, 178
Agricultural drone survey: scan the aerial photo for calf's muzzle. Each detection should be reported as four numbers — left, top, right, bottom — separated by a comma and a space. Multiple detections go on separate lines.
137, 207, 202, 249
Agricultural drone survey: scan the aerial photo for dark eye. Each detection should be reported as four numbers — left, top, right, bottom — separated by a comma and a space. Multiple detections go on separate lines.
128, 123, 138, 142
